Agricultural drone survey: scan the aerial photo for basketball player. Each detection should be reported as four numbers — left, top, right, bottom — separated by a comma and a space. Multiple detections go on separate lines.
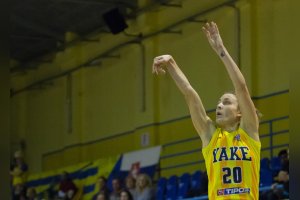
152, 22, 260, 199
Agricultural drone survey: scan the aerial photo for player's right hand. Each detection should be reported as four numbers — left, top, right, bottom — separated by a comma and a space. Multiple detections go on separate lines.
152, 55, 173, 75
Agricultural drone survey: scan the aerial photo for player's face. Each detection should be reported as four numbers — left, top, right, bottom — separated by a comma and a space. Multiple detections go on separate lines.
216, 93, 241, 127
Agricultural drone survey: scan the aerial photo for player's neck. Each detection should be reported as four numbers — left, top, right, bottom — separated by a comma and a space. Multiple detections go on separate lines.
220, 122, 239, 132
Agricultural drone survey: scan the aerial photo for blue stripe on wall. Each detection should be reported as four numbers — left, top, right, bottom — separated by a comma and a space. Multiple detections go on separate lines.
27, 175, 60, 187
83, 184, 96, 194
26, 166, 98, 188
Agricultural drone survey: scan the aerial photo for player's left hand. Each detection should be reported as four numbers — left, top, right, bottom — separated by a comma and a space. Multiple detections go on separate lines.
202, 22, 224, 54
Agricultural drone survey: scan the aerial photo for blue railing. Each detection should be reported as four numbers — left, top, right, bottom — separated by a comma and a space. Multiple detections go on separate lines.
260, 116, 289, 158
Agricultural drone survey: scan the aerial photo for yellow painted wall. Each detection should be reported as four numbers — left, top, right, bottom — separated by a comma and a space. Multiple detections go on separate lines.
11, 0, 292, 175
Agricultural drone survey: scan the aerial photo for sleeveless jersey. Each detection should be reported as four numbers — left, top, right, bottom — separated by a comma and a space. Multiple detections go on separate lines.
202, 128, 261, 200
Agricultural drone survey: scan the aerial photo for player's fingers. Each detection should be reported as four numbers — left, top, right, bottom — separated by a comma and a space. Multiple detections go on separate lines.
152, 59, 156, 73
212, 22, 219, 34
203, 28, 211, 39
205, 22, 210, 30
153, 61, 160, 74
157, 68, 166, 75
155, 66, 159, 75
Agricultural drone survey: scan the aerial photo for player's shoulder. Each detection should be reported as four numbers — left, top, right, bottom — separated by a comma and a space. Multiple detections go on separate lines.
201, 124, 218, 148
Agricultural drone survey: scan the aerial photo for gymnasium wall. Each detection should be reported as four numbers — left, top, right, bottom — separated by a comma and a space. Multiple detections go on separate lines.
10, 0, 293, 174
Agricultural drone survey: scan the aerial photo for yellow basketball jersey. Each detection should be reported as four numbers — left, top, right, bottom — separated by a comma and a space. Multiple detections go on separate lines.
202, 128, 261, 200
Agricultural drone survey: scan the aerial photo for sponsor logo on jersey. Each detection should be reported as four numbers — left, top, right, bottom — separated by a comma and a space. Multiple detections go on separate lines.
217, 187, 250, 196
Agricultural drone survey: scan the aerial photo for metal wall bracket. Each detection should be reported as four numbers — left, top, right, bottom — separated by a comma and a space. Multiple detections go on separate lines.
29, 81, 54, 90
101, 54, 121, 59
162, 29, 182, 35
85, 53, 120, 67
86, 59, 102, 67
161, 3, 182, 8
123, 31, 143, 38
82, 38, 100, 43
187, 18, 207, 23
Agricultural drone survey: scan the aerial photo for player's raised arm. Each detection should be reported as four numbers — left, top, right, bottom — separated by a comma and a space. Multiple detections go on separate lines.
202, 22, 259, 141
152, 55, 215, 147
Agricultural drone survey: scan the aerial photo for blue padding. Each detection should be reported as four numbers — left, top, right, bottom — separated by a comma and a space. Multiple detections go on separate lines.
270, 157, 282, 175
166, 175, 178, 200
191, 170, 202, 190
156, 177, 167, 200
259, 169, 273, 187
178, 173, 191, 199
260, 158, 270, 170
